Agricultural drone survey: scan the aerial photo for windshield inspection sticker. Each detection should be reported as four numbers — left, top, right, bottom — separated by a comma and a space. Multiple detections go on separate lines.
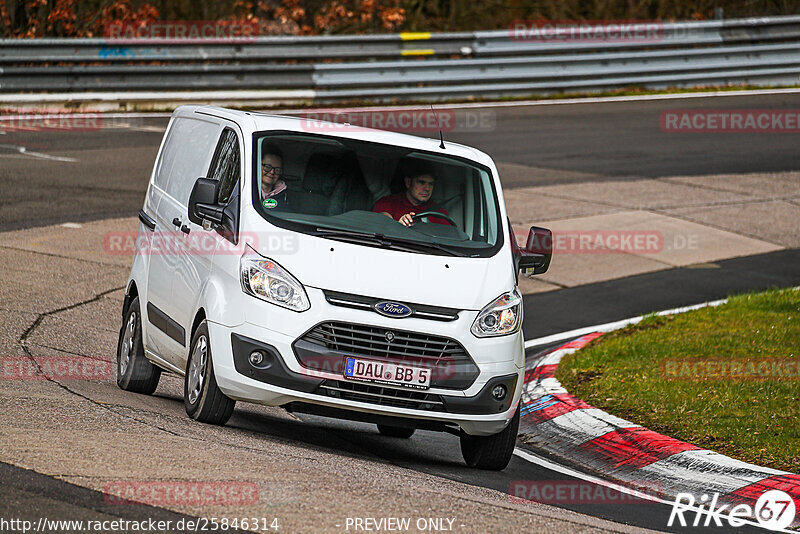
263, 198, 278, 209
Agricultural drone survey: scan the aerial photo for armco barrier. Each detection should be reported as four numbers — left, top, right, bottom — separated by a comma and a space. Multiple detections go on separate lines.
1, 15, 799, 104
0, 32, 474, 63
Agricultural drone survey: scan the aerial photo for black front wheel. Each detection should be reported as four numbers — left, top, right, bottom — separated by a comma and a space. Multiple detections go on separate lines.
460, 406, 519, 470
184, 320, 235, 425
116, 296, 161, 394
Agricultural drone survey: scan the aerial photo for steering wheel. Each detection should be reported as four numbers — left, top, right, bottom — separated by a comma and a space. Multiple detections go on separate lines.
411, 211, 458, 226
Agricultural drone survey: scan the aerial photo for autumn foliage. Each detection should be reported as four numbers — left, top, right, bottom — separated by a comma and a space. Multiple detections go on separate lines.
0, 0, 406, 37
0, 0, 796, 38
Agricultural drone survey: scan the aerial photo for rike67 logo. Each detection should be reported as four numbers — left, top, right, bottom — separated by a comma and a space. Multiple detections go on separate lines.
669, 490, 796, 531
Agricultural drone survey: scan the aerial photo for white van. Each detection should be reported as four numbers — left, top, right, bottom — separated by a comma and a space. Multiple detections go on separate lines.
118, 105, 551, 470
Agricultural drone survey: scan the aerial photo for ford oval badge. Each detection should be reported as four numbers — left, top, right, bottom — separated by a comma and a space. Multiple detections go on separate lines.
373, 301, 413, 318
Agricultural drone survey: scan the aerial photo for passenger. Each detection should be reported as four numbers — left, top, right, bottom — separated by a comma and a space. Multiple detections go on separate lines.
373, 168, 449, 227
260, 144, 290, 211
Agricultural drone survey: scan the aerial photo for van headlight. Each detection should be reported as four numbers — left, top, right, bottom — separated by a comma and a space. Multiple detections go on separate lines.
240, 246, 310, 312
471, 289, 522, 338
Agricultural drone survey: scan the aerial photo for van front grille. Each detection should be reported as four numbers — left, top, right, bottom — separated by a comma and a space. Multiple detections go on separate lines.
295, 321, 479, 390
302, 321, 467, 364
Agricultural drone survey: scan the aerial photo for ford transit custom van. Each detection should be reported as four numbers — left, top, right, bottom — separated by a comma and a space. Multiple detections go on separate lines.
118, 105, 551, 470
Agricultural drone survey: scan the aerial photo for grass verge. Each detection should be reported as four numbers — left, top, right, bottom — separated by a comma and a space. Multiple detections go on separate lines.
555, 287, 800, 473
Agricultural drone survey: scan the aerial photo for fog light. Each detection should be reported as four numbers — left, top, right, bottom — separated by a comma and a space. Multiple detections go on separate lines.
249, 351, 264, 366
491, 384, 507, 401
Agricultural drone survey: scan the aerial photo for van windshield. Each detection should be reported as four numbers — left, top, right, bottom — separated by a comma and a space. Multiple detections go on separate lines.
252, 131, 503, 258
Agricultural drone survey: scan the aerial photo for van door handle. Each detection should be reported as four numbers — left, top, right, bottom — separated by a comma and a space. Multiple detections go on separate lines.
181, 224, 190, 234
172, 217, 181, 227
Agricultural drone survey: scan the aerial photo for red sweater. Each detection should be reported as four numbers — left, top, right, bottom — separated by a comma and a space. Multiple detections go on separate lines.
372, 193, 449, 225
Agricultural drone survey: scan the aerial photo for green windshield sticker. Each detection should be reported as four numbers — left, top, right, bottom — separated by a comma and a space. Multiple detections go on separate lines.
263, 198, 278, 209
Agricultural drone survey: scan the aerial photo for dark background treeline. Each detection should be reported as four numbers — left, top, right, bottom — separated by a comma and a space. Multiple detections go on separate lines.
2, 0, 799, 38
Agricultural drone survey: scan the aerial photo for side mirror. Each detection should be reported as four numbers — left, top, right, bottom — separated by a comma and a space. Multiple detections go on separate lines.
188, 178, 222, 227
517, 226, 552, 276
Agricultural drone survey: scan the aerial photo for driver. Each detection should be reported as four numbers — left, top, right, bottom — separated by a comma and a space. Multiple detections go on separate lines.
372, 166, 449, 227
260, 144, 291, 211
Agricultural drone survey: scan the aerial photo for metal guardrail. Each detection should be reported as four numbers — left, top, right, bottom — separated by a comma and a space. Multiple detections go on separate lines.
3, 16, 800, 63
0, 32, 473, 63
472, 15, 800, 55
1, 15, 799, 102
0, 64, 314, 91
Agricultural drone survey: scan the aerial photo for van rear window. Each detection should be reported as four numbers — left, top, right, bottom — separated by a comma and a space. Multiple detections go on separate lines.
156, 117, 220, 202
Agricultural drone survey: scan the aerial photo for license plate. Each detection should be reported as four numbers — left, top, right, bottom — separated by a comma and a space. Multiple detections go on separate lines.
343, 357, 431, 390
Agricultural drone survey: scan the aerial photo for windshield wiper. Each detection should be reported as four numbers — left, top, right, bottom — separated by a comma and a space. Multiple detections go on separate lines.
313, 228, 384, 240
312, 228, 466, 257
382, 235, 468, 257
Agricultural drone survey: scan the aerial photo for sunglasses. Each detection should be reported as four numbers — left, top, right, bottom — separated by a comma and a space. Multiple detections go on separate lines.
261, 163, 283, 176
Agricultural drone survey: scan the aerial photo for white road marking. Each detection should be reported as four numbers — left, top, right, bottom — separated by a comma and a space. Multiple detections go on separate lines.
513, 447, 668, 503
0, 112, 172, 120
0, 89, 316, 105
525, 286, 800, 349
0, 144, 76, 162
512, 448, 787, 532
2, 87, 799, 119
130, 126, 167, 132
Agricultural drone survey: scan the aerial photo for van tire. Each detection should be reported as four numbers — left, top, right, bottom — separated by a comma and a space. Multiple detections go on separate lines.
377, 425, 415, 438
459, 406, 519, 470
116, 297, 161, 394
184, 321, 235, 425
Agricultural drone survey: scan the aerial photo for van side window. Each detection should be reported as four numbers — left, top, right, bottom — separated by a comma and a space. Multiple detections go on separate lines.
159, 117, 219, 203
208, 129, 240, 205
152, 123, 176, 190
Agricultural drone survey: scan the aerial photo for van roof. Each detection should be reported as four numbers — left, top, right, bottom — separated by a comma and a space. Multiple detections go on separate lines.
177, 105, 493, 167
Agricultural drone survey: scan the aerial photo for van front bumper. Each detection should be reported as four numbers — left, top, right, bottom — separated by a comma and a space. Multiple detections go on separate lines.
208, 320, 523, 436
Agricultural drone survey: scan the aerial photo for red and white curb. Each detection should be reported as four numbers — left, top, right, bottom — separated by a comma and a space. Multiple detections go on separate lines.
517, 302, 800, 530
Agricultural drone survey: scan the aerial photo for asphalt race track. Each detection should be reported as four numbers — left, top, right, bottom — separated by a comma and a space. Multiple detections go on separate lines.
2, 93, 799, 533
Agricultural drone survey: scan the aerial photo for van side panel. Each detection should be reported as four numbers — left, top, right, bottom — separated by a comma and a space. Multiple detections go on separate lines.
136, 115, 175, 357
146, 115, 221, 368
